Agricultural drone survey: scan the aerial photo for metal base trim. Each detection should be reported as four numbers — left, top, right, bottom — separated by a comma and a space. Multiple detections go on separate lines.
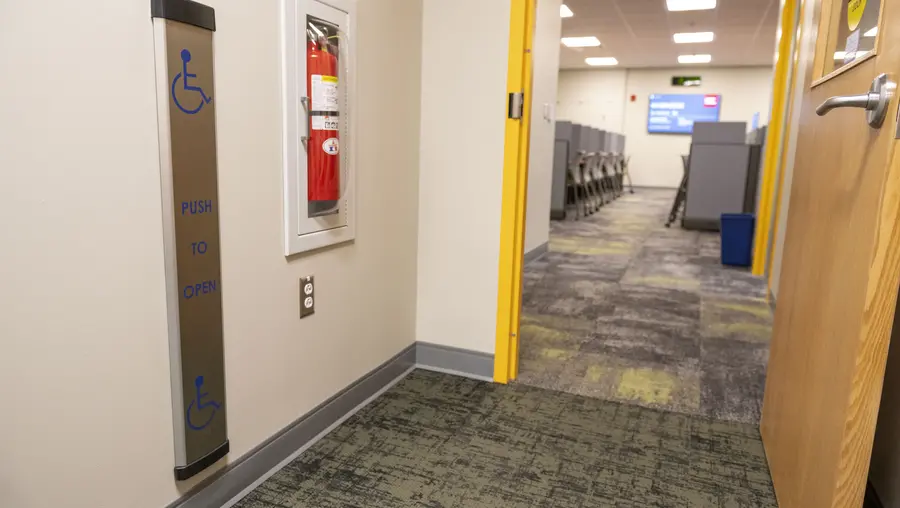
174, 440, 229, 481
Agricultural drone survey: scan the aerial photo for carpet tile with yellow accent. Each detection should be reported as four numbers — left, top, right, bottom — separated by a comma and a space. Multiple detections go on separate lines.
518, 189, 772, 424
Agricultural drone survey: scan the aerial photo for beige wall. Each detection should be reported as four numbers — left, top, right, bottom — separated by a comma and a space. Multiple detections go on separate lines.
524, 0, 563, 254
416, 0, 511, 354
557, 66, 774, 188
557, 69, 628, 132
0, 0, 422, 506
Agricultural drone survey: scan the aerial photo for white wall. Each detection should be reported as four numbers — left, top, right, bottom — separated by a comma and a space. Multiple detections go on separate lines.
416, 0, 511, 354
524, 0, 563, 255
557, 67, 774, 188
556, 69, 628, 131
0, 0, 422, 506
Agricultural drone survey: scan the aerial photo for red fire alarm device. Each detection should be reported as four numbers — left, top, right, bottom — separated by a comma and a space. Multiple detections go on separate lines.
630, 94, 637, 102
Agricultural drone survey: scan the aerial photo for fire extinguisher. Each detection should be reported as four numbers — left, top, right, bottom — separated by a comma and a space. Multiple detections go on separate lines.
307, 29, 340, 216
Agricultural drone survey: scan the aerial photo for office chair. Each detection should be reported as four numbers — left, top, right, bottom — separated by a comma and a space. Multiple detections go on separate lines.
621, 155, 635, 194
565, 151, 591, 219
665, 154, 690, 228
588, 152, 608, 208
582, 152, 603, 213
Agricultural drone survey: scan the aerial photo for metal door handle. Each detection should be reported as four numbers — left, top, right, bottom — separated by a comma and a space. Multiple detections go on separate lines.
815, 93, 879, 115
300, 96, 310, 141
816, 73, 895, 128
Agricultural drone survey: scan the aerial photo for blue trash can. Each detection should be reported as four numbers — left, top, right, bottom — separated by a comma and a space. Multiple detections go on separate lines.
720, 214, 755, 267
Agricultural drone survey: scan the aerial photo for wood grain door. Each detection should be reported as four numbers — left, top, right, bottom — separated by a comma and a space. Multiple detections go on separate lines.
761, 0, 900, 506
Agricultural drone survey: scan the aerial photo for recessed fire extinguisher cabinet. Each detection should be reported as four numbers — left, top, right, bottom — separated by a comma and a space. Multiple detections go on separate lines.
281, 0, 356, 256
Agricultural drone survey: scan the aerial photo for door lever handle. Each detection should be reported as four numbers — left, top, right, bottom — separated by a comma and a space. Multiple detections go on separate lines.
815, 73, 895, 128
815, 93, 879, 115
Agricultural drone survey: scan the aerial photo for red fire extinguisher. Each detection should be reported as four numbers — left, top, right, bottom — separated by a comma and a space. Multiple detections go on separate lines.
307, 24, 340, 216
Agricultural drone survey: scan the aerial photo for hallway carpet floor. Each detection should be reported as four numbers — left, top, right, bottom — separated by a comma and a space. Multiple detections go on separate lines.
234, 370, 777, 508
518, 189, 771, 424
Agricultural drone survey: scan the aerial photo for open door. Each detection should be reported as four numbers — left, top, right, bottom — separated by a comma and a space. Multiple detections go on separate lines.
761, 0, 900, 506
494, 0, 535, 384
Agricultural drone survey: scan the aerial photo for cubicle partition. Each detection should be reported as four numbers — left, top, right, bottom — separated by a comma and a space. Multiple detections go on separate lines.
683, 122, 760, 231
551, 121, 588, 220
551, 122, 629, 220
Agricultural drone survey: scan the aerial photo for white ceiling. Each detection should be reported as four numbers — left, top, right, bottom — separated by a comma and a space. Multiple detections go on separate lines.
559, 0, 780, 69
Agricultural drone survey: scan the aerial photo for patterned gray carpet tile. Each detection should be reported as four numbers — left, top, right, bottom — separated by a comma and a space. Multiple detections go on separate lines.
234, 370, 777, 508
518, 189, 772, 424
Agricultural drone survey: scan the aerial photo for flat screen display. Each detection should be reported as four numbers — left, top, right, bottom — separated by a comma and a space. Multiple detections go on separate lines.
647, 94, 722, 134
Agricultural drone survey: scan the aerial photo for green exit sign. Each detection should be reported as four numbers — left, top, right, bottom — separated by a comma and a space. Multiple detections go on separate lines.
672, 76, 702, 87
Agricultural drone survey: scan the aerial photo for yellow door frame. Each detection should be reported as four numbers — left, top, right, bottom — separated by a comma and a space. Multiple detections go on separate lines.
494, 0, 535, 384
751, 0, 797, 277
766, 0, 806, 288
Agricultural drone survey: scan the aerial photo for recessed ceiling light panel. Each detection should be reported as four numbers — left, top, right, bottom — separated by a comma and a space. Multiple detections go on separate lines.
667, 0, 717, 11
561, 36, 601, 47
560, 4, 574, 17
585, 57, 619, 66
673, 31, 715, 43
678, 54, 712, 64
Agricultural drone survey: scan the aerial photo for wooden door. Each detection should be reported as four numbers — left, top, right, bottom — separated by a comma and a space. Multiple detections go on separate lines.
761, 0, 900, 506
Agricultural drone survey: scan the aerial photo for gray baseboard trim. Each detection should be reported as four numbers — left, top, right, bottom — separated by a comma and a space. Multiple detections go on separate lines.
550, 209, 566, 220
524, 242, 548, 265
168, 341, 494, 508
169, 343, 417, 508
416, 342, 495, 381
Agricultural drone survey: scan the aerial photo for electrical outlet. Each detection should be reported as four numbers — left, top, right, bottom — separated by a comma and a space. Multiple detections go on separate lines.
300, 276, 315, 318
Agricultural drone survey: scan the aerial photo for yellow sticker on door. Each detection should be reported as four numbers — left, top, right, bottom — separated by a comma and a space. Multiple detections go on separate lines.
848, 0, 867, 31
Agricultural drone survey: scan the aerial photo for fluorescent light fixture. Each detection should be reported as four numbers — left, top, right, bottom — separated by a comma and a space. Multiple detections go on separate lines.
864, 27, 878, 37
834, 51, 847, 60
585, 57, 619, 66
678, 54, 712, 64
560, 4, 574, 17
561, 36, 601, 47
667, 0, 717, 11
674, 31, 715, 43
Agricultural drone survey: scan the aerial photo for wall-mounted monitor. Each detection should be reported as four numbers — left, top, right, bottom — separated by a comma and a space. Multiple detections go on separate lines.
647, 94, 722, 134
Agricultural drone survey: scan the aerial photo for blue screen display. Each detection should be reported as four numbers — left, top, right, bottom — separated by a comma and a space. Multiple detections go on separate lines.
647, 94, 722, 134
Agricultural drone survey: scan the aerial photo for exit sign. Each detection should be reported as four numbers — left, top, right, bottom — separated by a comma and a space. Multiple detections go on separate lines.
672, 76, 702, 87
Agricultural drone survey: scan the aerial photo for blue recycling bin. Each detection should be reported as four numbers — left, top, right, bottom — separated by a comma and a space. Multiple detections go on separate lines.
720, 214, 755, 267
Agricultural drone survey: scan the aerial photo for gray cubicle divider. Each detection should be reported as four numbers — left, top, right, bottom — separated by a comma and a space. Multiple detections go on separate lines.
551, 121, 573, 219
590, 128, 603, 154
683, 121, 755, 231
578, 124, 592, 154
692, 122, 746, 144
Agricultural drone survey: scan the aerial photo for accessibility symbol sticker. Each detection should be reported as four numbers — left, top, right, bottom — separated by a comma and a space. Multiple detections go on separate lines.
186, 375, 221, 431
172, 49, 213, 115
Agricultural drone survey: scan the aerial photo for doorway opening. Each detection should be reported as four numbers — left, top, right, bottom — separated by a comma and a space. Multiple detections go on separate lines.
496, 0, 793, 428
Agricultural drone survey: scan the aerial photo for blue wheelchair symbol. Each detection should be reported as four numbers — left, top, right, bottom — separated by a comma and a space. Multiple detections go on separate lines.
186, 375, 221, 431
171, 49, 212, 115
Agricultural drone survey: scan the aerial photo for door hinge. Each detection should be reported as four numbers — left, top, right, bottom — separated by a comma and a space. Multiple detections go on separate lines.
508, 92, 524, 119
